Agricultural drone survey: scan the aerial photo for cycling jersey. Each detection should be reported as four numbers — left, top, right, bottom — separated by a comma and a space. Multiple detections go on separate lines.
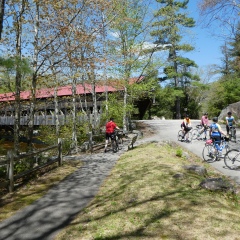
106, 121, 117, 134
201, 116, 209, 126
226, 116, 234, 126
210, 123, 221, 137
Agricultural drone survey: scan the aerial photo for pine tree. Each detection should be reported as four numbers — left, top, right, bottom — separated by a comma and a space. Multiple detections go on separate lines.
151, 0, 197, 119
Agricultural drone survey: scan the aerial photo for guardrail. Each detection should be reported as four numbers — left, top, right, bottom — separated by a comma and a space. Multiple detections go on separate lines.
0, 138, 62, 193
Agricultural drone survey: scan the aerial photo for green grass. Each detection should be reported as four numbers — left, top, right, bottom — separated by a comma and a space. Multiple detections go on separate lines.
55, 142, 240, 240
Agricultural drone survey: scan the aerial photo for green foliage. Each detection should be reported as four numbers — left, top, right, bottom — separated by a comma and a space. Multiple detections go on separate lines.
0, 56, 32, 93
38, 120, 90, 154
100, 93, 126, 128
151, 86, 184, 118
151, 0, 198, 118
176, 148, 183, 157
206, 74, 240, 116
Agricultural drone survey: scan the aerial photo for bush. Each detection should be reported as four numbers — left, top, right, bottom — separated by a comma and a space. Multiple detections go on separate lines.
176, 148, 183, 157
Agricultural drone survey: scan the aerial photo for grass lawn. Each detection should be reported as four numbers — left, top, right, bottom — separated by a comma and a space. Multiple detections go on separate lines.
55, 142, 240, 240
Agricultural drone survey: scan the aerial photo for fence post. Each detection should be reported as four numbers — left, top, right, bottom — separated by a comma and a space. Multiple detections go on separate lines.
7, 150, 14, 193
89, 131, 93, 153
58, 138, 62, 166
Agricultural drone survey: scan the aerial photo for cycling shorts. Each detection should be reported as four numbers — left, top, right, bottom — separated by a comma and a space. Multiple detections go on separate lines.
105, 132, 115, 140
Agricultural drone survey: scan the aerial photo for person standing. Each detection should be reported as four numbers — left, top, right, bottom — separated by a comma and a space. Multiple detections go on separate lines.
226, 111, 236, 135
104, 117, 119, 153
199, 112, 209, 140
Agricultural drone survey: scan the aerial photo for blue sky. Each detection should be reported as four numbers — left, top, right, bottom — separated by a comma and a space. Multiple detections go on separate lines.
185, 1, 224, 69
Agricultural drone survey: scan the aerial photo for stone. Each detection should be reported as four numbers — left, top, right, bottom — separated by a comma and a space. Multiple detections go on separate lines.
183, 164, 207, 176
199, 178, 235, 192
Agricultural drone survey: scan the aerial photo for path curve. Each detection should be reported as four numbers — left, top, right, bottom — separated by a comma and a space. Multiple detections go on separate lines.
137, 119, 240, 185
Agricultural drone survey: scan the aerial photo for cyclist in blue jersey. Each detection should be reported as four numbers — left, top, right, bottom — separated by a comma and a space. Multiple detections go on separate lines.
209, 117, 227, 156
225, 111, 236, 135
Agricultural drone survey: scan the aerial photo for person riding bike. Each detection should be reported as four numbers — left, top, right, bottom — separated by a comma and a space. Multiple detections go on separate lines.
181, 114, 192, 141
209, 117, 227, 156
226, 111, 236, 135
104, 117, 119, 153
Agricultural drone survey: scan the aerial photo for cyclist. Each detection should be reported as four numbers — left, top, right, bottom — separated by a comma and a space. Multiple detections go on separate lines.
104, 117, 119, 153
199, 112, 209, 140
181, 114, 192, 141
225, 111, 236, 135
209, 117, 227, 156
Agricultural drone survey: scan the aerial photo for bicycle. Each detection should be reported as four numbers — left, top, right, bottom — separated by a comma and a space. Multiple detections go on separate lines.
228, 125, 236, 142
111, 130, 124, 153
177, 128, 192, 143
192, 124, 209, 141
224, 147, 240, 170
202, 136, 230, 163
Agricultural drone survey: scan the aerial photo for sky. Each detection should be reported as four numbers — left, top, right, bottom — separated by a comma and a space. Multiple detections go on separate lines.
184, 1, 224, 69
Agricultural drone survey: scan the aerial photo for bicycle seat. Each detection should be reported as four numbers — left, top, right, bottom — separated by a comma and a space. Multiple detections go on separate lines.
206, 139, 212, 144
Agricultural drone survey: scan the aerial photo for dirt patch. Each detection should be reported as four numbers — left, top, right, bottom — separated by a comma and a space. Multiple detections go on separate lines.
136, 121, 156, 138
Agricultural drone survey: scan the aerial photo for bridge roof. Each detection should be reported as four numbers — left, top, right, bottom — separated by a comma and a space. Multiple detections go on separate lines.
0, 77, 144, 102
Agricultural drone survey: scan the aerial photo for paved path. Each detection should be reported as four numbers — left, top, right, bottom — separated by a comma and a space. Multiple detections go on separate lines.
0, 119, 239, 240
0, 149, 125, 240
138, 119, 240, 184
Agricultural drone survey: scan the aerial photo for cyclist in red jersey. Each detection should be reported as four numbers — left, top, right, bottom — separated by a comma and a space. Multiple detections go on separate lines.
104, 117, 119, 152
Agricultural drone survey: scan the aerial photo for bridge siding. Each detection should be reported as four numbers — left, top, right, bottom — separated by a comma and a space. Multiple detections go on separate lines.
0, 114, 100, 126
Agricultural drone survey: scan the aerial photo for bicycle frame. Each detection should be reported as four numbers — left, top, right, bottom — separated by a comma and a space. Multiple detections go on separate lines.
202, 137, 230, 162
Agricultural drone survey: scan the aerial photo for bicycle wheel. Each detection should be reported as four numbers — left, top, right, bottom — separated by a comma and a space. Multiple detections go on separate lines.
186, 131, 192, 143
202, 144, 216, 163
112, 140, 118, 153
224, 149, 240, 170
178, 130, 184, 141
116, 137, 122, 150
191, 129, 199, 140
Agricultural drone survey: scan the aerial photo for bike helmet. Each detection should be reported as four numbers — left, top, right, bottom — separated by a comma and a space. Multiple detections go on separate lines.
227, 111, 232, 115
204, 112, 208, 115
212, 117, 218, 123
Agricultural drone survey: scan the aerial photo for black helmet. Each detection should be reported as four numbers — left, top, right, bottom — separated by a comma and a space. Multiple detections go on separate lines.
227, 111, 232, 115
212, 117, 218, 122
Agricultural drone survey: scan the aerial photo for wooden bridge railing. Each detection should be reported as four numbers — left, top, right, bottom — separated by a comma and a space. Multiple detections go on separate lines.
0, 114, 101, 126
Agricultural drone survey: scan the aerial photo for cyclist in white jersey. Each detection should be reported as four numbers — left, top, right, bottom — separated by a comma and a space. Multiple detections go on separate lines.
226, 111, 236, 135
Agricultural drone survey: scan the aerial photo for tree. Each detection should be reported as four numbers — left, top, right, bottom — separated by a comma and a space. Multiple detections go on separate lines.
228, 22, 240, 74
107, 0, 157, 129
198, 0, 240, 41
151, 0, 197, 119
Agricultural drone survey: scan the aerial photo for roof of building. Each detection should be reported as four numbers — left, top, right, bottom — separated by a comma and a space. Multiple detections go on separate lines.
0, 77, 144, 102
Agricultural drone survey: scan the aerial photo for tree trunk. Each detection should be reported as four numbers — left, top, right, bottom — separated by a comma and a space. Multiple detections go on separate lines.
13, 0, 25, 155
123, 85, 128, 132
28, 2, 39, 151
0, 0, 5, 39
54, 86, 60, 137
72, 76, 77, 150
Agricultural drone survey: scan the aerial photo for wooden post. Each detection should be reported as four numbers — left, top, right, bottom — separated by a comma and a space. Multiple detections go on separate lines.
58, 138, 62, 166
89, 131, 93, 153
7, 150, 14, 193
